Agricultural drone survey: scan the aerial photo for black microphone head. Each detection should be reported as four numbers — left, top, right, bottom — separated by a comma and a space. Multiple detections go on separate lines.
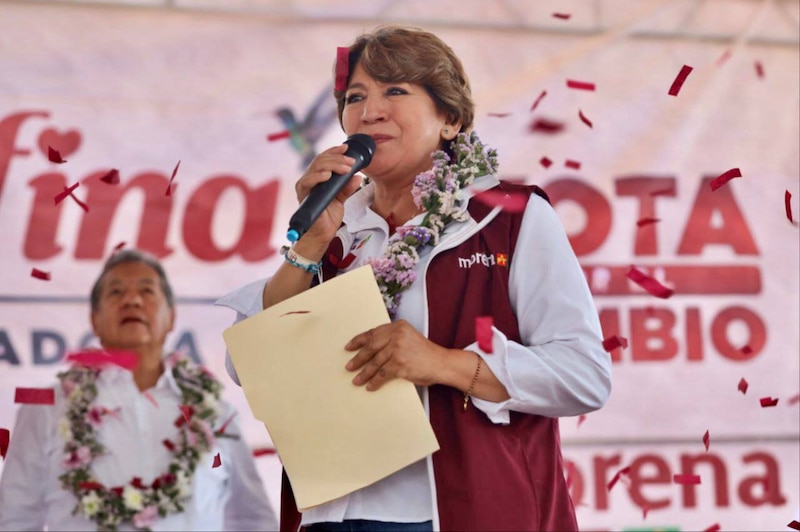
344, 134, 376, 169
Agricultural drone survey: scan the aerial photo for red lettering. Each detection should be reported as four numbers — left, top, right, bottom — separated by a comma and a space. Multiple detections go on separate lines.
592, 453, 622, 509
0, 110, 49, 198
685, 307, 703, 361
712, 306, 765, 361
628, 453, 671, 510
679, 453, 730, 508
546, 178, 612, 256
738, 451, 787, 506
677, 176, 759, 255
25, 173, 67, 260
630, 308, 678, 361
598, 308, 622, 362
615, 176, 676, 255
183, 176, 279, 262
564, 460, 584, 507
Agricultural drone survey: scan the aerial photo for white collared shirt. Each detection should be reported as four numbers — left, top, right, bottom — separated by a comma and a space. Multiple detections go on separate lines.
0, 363, 278, 531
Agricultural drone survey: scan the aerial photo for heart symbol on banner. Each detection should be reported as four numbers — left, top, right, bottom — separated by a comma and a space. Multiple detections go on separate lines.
38, 128, 82, 159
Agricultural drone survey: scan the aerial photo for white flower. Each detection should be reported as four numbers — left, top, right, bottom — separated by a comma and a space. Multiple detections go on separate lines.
201, 392, 220, 416
175, 470, 192, 498
58, 417, 72, 441
81, 492, 102, 517
122, 485, 144, 511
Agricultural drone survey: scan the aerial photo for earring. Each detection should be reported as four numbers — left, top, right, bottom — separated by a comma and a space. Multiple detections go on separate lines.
443, 128, 449, 136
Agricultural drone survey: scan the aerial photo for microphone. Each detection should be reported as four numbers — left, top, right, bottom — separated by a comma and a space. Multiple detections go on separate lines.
286, 133, 376, 242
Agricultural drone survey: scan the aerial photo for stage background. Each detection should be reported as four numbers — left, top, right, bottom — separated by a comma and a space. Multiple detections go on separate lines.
0, 0, 798, 530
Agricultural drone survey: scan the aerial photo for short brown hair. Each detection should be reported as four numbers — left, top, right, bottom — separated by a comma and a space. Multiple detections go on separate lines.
333, 25, 474, 134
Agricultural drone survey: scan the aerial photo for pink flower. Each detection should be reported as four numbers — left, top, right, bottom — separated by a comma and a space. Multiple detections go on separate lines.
61, 378, 76, 396
132, 505, 158, 528
63, 445, 92, 469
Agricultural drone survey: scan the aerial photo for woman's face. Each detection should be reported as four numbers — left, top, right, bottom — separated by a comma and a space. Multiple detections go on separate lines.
341, 63, 452, 186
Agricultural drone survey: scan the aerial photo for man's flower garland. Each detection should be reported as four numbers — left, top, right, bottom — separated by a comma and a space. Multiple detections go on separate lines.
367, 131, 498, 319
57, 353, 223, 531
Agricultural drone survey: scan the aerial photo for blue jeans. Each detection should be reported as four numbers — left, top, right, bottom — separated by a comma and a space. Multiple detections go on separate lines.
305, 520, 433, 532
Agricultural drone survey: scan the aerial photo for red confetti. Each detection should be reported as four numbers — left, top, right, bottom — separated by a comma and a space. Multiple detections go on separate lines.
704, 524, 721, 532
759, 396, 779, 407
641, 504, 650, 519
65, 350, 138, 371
162, 438, 175, 452
738, 378, 748, 394
474, 190, 529, 213
528, 118, 565, 134
566, 79, 596, 91
530, 90, 547, 112
48, 146, 67, 164
252, 447, 277, 457
539, 156, 552, 169
740, 344, 753, 355
787, 394, 800, 405
165, 160, 180, 197
100, 169, 120, 185
143, 391, 159, 408
215, 412, 238, 437
267, 130, 291, 142
14, 387, 55, 405
786, 190, 795, 224
716, 49, 732, 66
636, 217, 661, 227
709, 168, 742, 191
673, 473, 701, 485
552, 12, 571, 19
627, 265, 674, 298
668, 64, 694, 96
334, 46, 350, 92
487, 112, 512, 118
602, 335, 628, 352
564, 159, 581, 170
703, 430, 710, 451
754, 61, 764, 78
607, 466, 631, 491
577, 414, 586, 428
113, 242, 126, 253
475, 316, 494, 353
0, 428, 9, 460
30, 268, 51, 281
788, 520, 800, 530
54, 182, 80, 206
212, 453, 222, 468
578, 109, 593, 128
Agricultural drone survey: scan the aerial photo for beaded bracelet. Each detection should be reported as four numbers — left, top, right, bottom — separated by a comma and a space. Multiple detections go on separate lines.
463, 353, 483, 411
280, 245, 322, 275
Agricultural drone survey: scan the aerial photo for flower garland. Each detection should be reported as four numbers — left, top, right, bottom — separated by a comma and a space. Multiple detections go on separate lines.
367, 131, 498, 319
57, 353, 224, 531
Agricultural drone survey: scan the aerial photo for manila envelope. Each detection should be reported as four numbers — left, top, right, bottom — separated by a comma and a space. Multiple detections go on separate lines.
222, 264, 440, 510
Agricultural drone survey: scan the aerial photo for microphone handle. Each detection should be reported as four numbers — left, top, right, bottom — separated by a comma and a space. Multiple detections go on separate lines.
286, 152, 367, 242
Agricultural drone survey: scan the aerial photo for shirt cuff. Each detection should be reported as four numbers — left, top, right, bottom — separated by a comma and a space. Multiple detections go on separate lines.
463, 327, 514, 425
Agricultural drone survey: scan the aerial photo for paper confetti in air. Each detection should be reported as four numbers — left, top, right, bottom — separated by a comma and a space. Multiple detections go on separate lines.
788, 520, 800, 531
14, 387, 55, 405
475, 316, 494, 353
552, 13, 571, 19
48, 146, 67, 163
709, 168, 742, 191
786, 191, 795, 224
100, 169, 120, 184
703, 430, 710, 451
334, 46, 350, 91
530, 90, 547, 112
759, 397, 779, 407
607, 466, 631, 491
738, 378, 748, 394
566, 79, 596, 91
577, 414, 586, 428
528, 118, 565, 134
703, 524, 721, 532
31, 268, 51, 281
627, 266, 674, 298
54, 182, 80, 206
65, 350, 138, 370
602, 335, 628, 352
754, 61, 764, 78
564, 159, 581, 170
212, 453, 222, 468
0, 428, 9, 460
252, 447, 277, 457
636, 217, 661, 227
578, 109, 593, 128
166, 160, 181, 197
267, 130, 291, 142
668, 64, 693, 96
539, 156, 552, 169
487, 112, 512, 118
673, 474, 701, 485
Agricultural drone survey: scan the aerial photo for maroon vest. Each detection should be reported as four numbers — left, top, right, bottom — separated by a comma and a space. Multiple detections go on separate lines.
280, 183, 577, 531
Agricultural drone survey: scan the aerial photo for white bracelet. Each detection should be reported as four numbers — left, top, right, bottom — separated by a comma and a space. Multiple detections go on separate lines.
280, 245, 322, 275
